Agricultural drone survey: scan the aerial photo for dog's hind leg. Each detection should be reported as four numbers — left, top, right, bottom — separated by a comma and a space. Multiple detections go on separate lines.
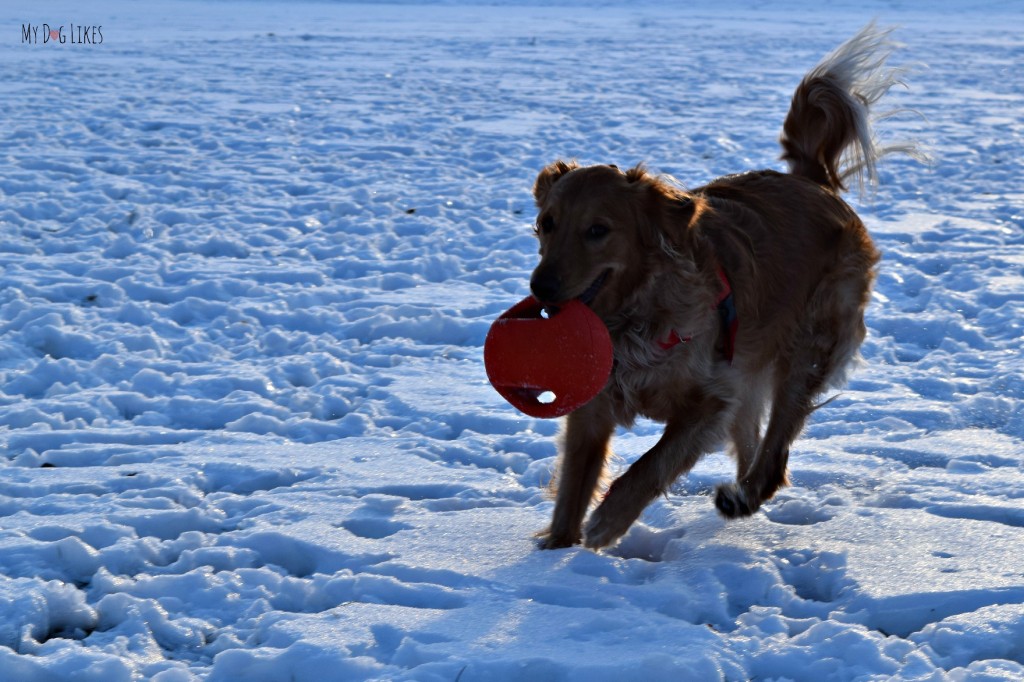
716, 299, 868, 518
715, 369, 816, 518
538, 402, 616, 549
728, 374, 769, 485
583, 390, 732, 549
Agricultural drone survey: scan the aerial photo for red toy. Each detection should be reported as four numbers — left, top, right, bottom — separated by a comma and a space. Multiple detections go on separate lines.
484, 296, 614, 418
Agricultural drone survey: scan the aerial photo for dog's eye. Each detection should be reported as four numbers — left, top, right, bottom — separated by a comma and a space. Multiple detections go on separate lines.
586, 224, 610, 240
537, 215, 555, 235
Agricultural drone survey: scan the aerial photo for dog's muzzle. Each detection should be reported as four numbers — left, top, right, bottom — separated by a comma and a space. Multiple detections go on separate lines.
531, 267, 611, 312
529, 266, 561, 304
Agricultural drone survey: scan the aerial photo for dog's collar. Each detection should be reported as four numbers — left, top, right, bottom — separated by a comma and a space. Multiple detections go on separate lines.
656, 265, 737, 363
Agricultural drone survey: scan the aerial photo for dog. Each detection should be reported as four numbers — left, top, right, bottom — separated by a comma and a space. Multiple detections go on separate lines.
529, 24, 917, 550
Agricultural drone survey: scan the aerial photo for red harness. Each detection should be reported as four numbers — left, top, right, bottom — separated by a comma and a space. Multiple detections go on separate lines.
656, 265, 738, 363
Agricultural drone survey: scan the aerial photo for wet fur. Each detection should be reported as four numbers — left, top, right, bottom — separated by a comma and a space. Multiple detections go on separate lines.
530, 24, 913, 550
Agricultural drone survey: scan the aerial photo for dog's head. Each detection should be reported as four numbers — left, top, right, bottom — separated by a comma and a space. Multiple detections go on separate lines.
530, 161, 699, 318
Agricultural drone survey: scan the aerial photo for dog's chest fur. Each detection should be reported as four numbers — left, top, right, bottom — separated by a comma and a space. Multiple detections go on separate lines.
605, 317, 720, 425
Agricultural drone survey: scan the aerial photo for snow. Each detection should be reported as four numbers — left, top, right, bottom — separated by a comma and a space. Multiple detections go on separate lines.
1, 0, 1022, 679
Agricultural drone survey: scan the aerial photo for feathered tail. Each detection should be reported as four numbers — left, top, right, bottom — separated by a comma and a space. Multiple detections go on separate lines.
780, 22, 921, 193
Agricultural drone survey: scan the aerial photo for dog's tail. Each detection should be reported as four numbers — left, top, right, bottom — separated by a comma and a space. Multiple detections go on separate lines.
780, 22, 920, 193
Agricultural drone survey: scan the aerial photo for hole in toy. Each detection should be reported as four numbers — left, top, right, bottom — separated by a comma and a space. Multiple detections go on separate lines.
537, 391, 556, 404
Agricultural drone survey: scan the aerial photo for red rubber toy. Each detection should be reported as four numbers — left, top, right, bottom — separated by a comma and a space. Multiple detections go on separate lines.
484, 296, 613, 418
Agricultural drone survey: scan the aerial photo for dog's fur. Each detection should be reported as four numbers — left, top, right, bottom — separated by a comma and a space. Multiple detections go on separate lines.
530, 24, 914, 550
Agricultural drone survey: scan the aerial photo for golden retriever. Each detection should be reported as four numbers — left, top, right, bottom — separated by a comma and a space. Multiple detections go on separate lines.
530, 24, 916, 550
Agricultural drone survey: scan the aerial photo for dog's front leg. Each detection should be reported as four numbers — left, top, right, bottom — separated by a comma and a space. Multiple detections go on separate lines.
538, 400, 615, 549
583, 393, 730, 550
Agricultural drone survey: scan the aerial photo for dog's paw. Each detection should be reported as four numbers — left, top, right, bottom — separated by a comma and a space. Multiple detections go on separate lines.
535, 529, 579, 550
582, 506, 630, 550
714, 483, 758, 519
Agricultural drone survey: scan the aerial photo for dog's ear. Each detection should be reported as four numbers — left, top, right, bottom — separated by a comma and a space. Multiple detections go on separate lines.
533, 160, 579, 206
657, 191, 700, 249
637, 176, 701, 252
625, 164, 649, 184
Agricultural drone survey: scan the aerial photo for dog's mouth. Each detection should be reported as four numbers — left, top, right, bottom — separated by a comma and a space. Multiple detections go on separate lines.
537, 269, 611, 317
576, 269, 612, 307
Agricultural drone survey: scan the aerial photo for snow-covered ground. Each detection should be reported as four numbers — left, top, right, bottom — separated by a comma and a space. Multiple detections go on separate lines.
1, 1, 1022, 679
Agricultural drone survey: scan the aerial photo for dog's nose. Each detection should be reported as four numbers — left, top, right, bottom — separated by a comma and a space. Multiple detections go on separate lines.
530, 267, 562, 303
